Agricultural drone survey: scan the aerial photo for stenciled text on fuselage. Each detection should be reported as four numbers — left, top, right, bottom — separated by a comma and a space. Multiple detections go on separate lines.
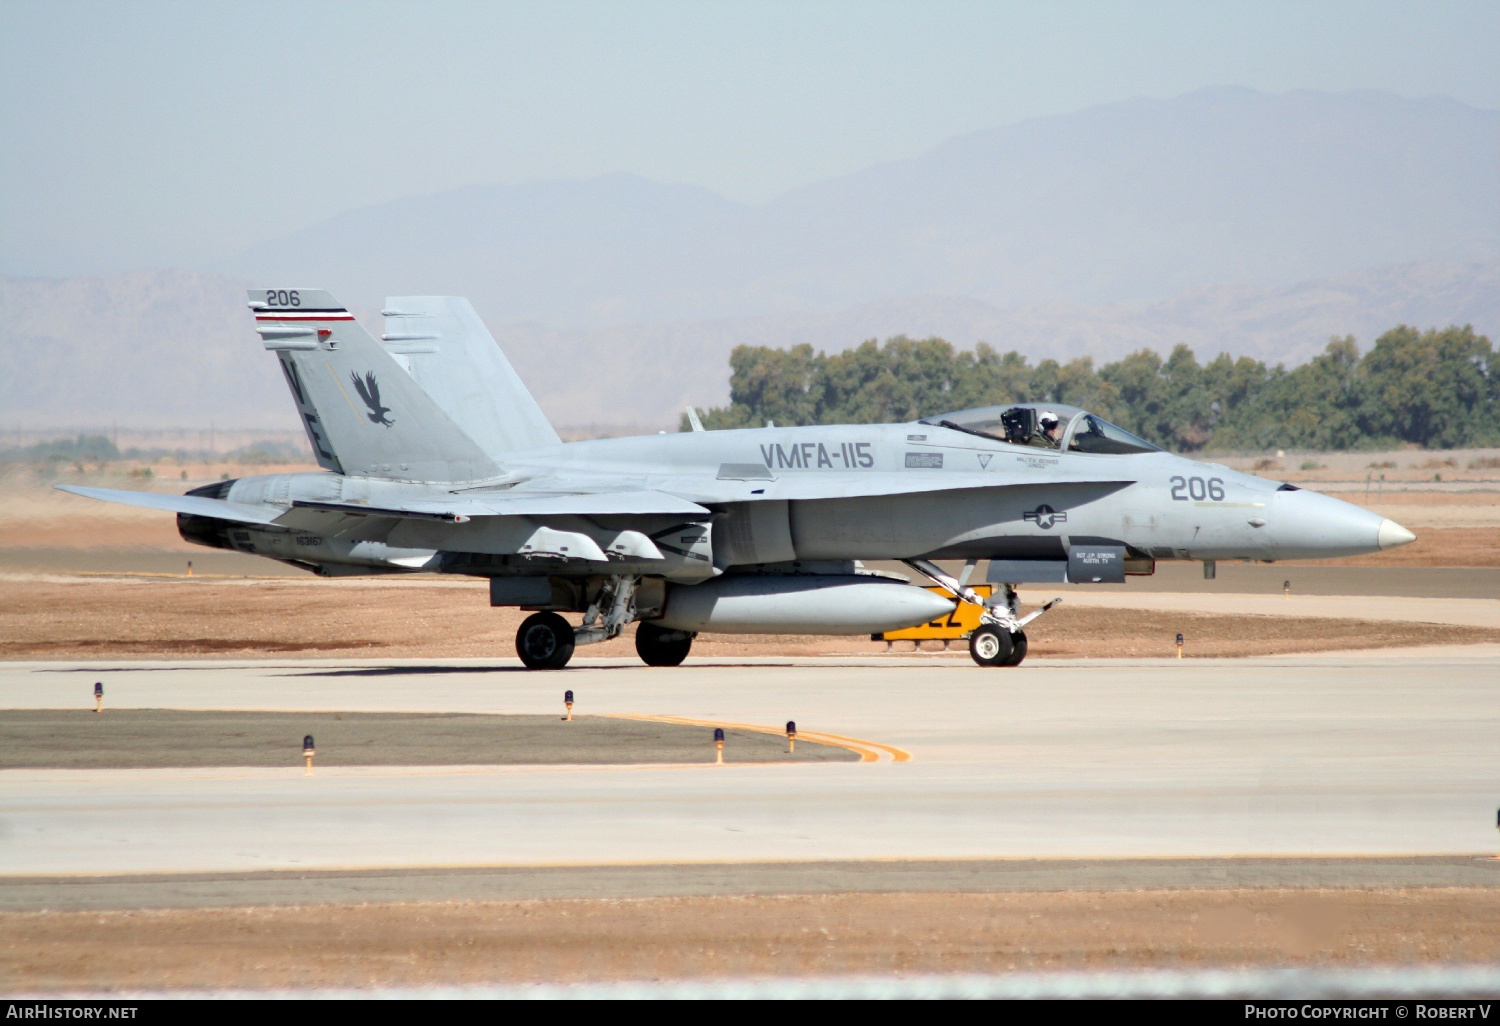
759, 441, 875, 470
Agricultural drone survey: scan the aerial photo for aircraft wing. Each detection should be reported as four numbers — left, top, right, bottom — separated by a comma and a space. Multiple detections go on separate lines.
54, 485, 285, 525
466, 490, 709, 516
277, 489, 710, 526
63, 471, 1120, 528
59, 483, 710, 531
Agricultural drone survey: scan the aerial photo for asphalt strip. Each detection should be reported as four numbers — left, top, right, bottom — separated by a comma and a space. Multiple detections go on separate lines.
5, 856, 1500, 912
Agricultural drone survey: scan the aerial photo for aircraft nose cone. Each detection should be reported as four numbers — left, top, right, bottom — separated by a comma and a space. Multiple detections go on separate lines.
1269, 488, 1388, 559
1378, 519, 1417, 550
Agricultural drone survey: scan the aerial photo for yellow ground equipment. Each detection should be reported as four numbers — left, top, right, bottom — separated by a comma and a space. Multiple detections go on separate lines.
872, 584, 993, 643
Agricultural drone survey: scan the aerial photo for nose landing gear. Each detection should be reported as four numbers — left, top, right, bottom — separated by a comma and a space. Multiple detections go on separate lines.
968, 585, 1055, 667
968, 624, 1014, 666
899, 561, 1058, 668
968, 623, 1029, 666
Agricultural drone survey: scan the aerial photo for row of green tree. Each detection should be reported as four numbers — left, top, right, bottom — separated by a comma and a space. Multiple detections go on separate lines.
689, 325, 1499, 451
0, 434, 122, 464
0, 435, 310, 466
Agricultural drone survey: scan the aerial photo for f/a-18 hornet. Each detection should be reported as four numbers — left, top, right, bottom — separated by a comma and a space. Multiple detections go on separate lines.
63, 289, 1417, 668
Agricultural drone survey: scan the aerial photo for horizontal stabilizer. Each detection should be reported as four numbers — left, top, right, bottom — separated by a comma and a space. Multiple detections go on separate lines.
55, 485, 281, 525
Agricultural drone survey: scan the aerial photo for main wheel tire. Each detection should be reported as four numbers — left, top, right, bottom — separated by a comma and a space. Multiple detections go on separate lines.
516, 611, 575, 670
1000, 631, 1028, 666
635, 622, 695, 667
968, 624, 1014, 667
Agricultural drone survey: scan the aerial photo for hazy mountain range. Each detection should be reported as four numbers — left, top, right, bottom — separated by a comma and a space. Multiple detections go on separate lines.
226, 87, 1498, 325
2, 87, 1496, 431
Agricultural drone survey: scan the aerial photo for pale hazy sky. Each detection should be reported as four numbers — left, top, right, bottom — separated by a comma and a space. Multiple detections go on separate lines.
2, 0, 1497, 277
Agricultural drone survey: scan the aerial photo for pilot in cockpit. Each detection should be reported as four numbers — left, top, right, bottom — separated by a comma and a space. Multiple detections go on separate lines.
926, 404, 1162, 456
1037, 411, 1062, 448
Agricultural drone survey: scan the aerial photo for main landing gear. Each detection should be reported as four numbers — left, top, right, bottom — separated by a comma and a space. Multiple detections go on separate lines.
635, 622, 695, 667
516, 612, 696, 670
514, 575, 697, 670
516, 611, 575, 670
515, 575, 639, 670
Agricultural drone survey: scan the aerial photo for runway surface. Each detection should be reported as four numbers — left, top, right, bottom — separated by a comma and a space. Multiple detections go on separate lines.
2, 650, 1497, 882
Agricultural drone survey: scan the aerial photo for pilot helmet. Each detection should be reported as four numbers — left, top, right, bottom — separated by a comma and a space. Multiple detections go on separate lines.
1039, 410, 1060, 431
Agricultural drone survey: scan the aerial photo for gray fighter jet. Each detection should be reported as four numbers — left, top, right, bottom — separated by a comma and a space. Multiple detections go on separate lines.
61, 289, 1417, 668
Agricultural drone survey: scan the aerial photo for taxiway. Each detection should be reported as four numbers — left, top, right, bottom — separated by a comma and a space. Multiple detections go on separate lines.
2, 650, 1497, 882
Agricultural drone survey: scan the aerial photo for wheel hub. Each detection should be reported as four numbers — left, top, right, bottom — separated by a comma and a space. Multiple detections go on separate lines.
523, 626, 557, 660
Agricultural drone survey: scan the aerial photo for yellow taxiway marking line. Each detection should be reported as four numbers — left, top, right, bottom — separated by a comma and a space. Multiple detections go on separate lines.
609, 713, 911, 763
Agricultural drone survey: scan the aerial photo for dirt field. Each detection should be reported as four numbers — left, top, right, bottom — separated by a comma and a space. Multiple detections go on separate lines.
3, 576, 1496, 661
1217, 447, 1500, 485
5, 889, 1499, 990
0, 464, 311, 551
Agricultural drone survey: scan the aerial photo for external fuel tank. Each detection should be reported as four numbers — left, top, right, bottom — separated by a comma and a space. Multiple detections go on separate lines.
651, 574, 956, 635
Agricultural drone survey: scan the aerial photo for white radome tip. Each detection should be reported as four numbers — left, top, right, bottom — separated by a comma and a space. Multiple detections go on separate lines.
1377, 519, 1417, 550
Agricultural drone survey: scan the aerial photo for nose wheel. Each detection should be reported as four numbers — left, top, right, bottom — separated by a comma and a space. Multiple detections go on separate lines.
969, 625, 1027, 667
1002, 631, 1028, 666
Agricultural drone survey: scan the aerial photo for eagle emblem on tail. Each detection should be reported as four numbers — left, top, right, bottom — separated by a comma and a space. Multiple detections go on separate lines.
350, 371, 394, 427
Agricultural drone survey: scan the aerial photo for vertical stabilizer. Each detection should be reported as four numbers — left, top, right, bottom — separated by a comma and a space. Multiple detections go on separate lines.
251, 289, 499, 483
382, 297, 561, 455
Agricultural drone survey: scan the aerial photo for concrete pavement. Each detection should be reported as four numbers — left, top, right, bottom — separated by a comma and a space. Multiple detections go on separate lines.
1, 651, 1497, 878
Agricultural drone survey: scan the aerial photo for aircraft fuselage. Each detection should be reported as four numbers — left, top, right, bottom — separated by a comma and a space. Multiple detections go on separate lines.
181, 421, 1401, 577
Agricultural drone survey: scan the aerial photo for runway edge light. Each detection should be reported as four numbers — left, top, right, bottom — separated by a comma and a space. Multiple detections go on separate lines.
93, 682, 102, 713
1176, 633, 1184, 659
303, 734, 315, 775
714, 727, 725, 765
563, 690, 574, 722
787, 721, 797, 754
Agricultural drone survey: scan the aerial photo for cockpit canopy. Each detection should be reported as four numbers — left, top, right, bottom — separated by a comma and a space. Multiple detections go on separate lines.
920, 403, 1161, 455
